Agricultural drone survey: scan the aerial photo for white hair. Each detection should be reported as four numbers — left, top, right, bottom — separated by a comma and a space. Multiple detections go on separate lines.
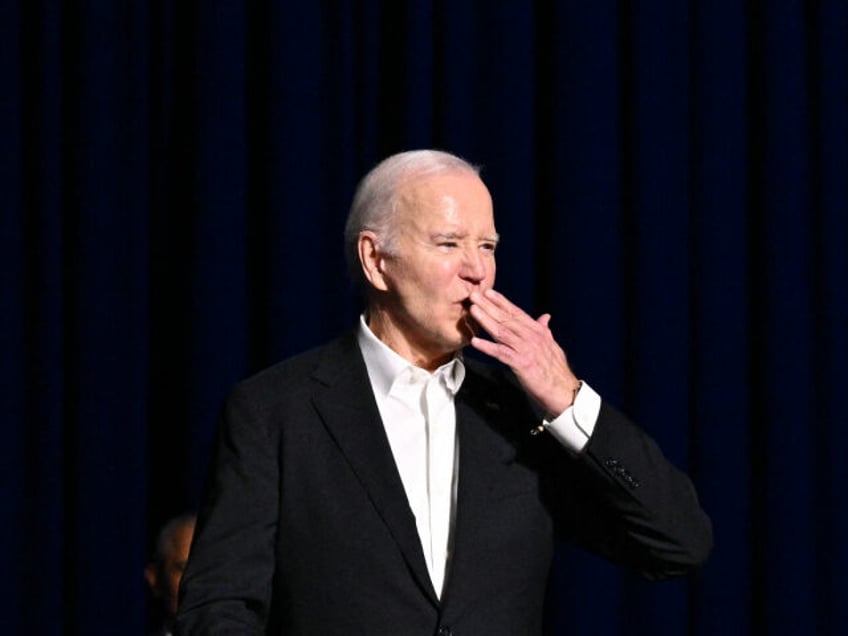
343, 149, 480, 284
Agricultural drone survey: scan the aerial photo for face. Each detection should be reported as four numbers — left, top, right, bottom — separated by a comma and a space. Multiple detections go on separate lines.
146, 520, 195, 616
365, 172, 498, 369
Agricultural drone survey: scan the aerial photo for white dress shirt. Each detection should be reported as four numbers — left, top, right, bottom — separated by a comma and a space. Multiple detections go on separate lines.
357, 316, 602, 597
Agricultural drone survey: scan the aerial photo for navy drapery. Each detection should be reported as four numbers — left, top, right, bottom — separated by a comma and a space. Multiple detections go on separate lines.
2, 2, 846, 634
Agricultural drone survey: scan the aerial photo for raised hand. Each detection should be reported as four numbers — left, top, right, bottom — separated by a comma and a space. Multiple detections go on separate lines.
468, 288, 581, 418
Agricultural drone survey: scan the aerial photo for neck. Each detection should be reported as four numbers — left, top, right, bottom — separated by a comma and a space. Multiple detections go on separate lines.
365, 307, 455, 372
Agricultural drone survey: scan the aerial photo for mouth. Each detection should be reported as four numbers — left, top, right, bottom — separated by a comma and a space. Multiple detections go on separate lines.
460, 298, 472, 310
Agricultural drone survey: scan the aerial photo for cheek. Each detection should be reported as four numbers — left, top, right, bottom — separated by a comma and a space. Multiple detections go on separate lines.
483, 258, 496, 287
425, 260, 461, 289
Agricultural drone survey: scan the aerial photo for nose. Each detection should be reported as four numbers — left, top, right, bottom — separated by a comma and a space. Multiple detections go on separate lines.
460, 246, 488, 284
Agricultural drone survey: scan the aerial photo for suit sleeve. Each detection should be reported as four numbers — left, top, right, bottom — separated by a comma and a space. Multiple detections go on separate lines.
176, 383, 279, 635
545, 401, 713, 580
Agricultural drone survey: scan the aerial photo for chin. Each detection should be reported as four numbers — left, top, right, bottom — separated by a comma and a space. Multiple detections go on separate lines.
433, 327, 466, 352
457, 315, 479, 341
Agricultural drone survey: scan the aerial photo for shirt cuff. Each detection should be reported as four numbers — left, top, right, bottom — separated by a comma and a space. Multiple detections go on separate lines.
542, 381, 601, 453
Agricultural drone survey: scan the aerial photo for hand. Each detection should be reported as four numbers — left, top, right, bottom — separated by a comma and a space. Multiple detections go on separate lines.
468, 289, 581, 418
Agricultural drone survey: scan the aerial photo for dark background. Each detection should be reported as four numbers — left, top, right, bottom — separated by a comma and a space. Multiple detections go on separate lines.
2, 1, 846, 634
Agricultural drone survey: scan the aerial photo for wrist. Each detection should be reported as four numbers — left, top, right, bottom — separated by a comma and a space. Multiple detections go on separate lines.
570, 379, 584, 406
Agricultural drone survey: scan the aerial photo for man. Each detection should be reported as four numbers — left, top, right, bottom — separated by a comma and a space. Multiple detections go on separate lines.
146, 513, 196, 636
176, 150, 711, 635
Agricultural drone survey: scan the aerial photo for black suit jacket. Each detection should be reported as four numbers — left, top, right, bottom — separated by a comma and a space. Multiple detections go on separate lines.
177, 332, 711, 635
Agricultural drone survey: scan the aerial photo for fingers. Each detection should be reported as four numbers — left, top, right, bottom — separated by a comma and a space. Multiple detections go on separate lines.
468, 289, 552, 374
470, 288, 524, 322
468, 289, 578, 416
469, 289, 548, 348
468, 331, 502, 360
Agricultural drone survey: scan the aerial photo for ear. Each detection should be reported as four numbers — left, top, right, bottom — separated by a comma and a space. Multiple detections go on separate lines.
144, 563, 160, 596
358, 231, 390, 292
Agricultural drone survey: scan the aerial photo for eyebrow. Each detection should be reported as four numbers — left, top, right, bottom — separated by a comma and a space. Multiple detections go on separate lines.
432, 231, 500, 243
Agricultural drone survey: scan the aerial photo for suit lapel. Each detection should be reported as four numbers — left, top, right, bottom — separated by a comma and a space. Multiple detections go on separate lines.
308, 334, 439, 605
444, 367, 519, 601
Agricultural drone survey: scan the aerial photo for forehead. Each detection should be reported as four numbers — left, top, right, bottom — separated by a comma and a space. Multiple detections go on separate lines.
395, 172, 494, 230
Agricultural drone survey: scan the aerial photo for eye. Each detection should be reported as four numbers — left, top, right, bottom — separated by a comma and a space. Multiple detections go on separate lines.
480, 242, 497, 253
438, 241, 458, 249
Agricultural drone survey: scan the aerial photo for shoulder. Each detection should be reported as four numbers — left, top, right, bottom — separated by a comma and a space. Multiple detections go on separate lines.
224, 331, 362, 412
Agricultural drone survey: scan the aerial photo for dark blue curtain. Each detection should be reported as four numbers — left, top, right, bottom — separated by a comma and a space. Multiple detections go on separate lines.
2, 1, 846, 634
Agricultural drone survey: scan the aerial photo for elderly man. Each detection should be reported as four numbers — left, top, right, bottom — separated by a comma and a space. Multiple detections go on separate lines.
176, 150, 711, 635
147, 513, 196, 636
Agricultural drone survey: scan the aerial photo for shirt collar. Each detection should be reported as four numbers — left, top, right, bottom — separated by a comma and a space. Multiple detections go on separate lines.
357, 315, 466, 400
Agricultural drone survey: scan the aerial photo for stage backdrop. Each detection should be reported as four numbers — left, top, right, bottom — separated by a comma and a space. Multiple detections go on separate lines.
2, 1, 846, 635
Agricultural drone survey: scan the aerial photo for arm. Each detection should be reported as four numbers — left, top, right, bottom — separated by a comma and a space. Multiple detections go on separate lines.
176, 384, 279, 635
553, 400, 713, 579
469, 288, 712, 578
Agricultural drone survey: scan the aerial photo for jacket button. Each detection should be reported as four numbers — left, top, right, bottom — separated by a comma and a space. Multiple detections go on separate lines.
438, 627, 453, 636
